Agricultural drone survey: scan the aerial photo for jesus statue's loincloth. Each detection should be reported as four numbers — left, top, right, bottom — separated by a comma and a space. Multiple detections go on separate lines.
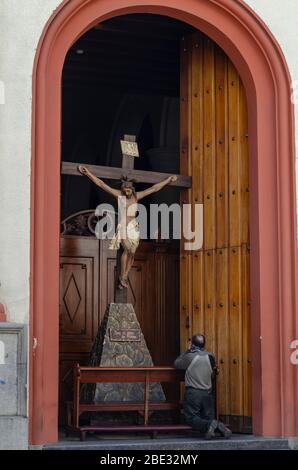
109, 218, 140, 254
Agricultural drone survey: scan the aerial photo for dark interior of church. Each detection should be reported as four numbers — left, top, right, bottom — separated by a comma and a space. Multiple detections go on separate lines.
61, 14, 194, 222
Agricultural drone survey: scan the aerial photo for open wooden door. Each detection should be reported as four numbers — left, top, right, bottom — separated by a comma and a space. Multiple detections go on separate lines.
180, 32, 251, 432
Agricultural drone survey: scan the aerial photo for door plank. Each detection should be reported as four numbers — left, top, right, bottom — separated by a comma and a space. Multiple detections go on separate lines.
228, 246, 243, 416
216, 247, 230, 416
204, 249, 216, 353
228, 62, 241, 247
203, 37, 216, 250
215, 47, 229, 248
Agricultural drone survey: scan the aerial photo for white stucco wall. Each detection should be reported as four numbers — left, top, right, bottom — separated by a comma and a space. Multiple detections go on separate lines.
247, 0, 298, 236
0, 0, 297, 324
0, 0, 62, 323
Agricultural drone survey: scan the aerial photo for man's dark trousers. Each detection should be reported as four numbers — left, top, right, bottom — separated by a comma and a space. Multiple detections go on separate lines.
183, 387, 215, 433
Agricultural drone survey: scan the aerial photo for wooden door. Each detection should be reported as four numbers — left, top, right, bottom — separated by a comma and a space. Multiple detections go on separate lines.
180, 32, 251, 432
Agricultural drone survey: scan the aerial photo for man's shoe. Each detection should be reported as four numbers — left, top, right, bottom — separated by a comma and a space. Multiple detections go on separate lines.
217, 421, 232, 439
205, 420, 218, 440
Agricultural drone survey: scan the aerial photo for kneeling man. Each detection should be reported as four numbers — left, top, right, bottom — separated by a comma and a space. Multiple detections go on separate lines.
174, 334, 232, 440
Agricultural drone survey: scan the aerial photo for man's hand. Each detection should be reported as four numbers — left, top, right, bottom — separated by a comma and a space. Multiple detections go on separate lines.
78, 165, 90, 176
137, 174, 177, 200
77, 165, 120, 198
169, 175, 177, 183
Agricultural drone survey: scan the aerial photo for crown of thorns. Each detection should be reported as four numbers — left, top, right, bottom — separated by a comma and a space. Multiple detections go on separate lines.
120, 176, 136, 188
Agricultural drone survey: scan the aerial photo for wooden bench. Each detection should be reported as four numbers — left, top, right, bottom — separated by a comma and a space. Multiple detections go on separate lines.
66, 364, 192, 440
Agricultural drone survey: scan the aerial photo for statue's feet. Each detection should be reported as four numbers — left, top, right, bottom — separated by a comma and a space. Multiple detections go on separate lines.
119, 276, 129, 289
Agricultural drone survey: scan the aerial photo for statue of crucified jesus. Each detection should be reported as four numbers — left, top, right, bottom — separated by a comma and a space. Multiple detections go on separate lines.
78, 165, 177, 289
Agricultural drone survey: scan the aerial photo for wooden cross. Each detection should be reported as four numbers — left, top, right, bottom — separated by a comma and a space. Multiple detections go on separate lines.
61, 134, 192, 303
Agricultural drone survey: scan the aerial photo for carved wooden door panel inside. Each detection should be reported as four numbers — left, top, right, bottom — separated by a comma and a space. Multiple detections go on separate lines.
59, 236, 100, 423
180, 32, 251, 432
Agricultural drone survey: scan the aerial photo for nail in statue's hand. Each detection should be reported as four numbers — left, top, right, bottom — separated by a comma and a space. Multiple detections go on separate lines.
78, 165, 89, 175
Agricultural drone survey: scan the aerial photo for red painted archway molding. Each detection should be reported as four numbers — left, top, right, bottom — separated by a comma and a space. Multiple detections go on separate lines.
30, 0, 298, 444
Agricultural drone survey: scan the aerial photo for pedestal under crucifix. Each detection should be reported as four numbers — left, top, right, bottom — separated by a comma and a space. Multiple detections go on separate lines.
63, 134, 191, 303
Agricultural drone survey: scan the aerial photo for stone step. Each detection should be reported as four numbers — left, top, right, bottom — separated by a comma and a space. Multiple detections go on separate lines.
43, 434, 295, 451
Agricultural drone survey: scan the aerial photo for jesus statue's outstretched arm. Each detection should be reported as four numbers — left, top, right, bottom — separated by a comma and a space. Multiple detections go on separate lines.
136, 175, 177, 200
78, 165, 121, 198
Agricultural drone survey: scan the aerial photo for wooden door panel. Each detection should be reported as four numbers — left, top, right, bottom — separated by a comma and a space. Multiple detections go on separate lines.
229, 246, 243, 416
191, 32, 203, 207
242, 244, 252, 418
228, 62, 242, 247
59, 352, 90, 423
216, 247, 229, 416
191, 251, 204, 335
59, 236, 100, 423
204, 250, 216, 353
240, 84, 249, 244
180, 32, 251, 431
60, 257, 93, 347
215, 47, 229, 248
153, 253, 180, 365
179, 253, 192, 350
203, 36, 216, 251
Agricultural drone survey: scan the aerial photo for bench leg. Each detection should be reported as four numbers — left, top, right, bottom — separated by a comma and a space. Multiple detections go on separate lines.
151, 431, 158, 439
80, 431, 87, 442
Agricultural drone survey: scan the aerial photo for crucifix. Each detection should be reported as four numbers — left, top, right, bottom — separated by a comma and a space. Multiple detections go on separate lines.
61, 134, 191, 303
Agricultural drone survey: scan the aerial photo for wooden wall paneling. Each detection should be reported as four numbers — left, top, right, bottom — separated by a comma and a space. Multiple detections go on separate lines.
180, 253, 192, 350
154, 251, 180, 365
239, 81, 249, 245
180, 34, 192, 187
60, 257, 93, 347
242, 243, 252, 418
228, 62, 241, 247
204, 249, 216, 353
59, 352, 90, 423
60, 237, 100, 348
215, 47, 229, 248
190, 32, 204, 338
154, 251, 165, 363
128, 256, 147, 324
180, 34, 192, 350
192, 251, 204, 335
190, 32, 203, 209
99, 238, 116, 320
228, 246, 243, 416
135, 253, 153, 360
216, 247, 230, 416
203, 36, 216, 250
166, 253, 180, 364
